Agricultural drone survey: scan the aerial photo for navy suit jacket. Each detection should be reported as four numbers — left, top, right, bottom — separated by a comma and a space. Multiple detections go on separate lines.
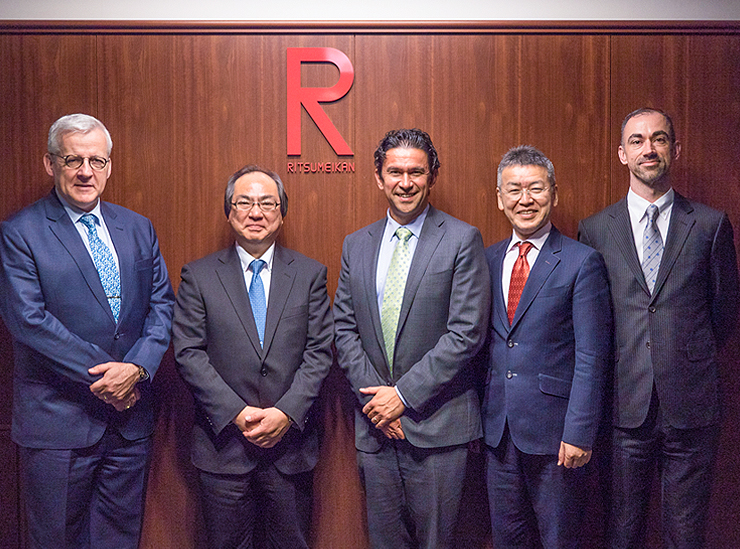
173, 244, 333, 475
334, 206, 491, 452
0, 190, 174, 449
579, 193, 740, 429
482, 226, 612, 454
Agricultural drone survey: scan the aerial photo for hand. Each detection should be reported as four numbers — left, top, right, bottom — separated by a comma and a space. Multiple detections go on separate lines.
558, 441, 592, 468
239, 407, 292, 449
379, 418, 405, 440
360, 386, 405, 429
89, 362, 140, 410
233, 405, 264, 432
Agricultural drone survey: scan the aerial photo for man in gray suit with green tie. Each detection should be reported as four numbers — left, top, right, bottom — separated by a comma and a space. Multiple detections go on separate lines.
334, 129, 491, 549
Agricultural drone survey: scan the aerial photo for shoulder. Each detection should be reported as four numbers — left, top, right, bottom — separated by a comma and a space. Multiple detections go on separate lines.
276, 245, 327, 274
182, 247, 233, 274
428, 207, 479, 234
100, 201, 153, 227
1, 192, 55, 231
484, 238, 510, 261
580, 199, 624, 227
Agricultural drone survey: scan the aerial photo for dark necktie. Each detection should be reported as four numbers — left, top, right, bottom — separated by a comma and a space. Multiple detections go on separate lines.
79, 213, 121, 322
248, 259, 267, 347
508, 241, 533, 325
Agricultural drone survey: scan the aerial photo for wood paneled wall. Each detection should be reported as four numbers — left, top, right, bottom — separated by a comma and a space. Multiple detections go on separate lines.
1, 21, 738, 548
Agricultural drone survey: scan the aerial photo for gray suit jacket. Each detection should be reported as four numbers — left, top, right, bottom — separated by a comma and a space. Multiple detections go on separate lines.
334, 206, 491, 452
579, 192, 739, 429
173, 244, 333, 474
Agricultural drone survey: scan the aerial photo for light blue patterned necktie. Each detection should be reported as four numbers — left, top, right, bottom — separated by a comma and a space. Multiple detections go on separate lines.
381, 227, 413, 374
642, 204, 663, 294
79, 213, 121, 322
249, 259, 267, 347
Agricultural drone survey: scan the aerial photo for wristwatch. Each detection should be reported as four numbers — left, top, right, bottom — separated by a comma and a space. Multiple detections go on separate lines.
136, 365, 149, 382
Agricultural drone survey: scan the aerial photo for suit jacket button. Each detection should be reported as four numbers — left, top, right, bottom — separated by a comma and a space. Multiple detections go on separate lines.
260, 368, 267, 377
114, 333, 121, 340
506, 370, 514, 379
648, 306, 656, 313
646, 341, 651, 349
507, 340, 514, 348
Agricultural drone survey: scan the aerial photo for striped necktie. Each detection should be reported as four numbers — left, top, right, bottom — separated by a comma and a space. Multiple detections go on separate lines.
642, 204, 663, 294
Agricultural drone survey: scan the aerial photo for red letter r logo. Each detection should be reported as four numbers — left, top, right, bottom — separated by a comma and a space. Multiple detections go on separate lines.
287, 47, 354, 156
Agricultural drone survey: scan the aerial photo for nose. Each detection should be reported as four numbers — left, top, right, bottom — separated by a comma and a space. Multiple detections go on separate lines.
518, 189, 535, 204
77, 158, 94, 177
247, 204, 264, 218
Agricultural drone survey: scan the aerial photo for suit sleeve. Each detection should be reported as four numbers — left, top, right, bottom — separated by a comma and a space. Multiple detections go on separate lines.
334, 237, 387, 402
395, 227, 491, 411
562, 249, 613, 448
173, 263, 248, 434
0, 220, 114, 385
710, 214, 740, 348
274, 265, 333, 429
121, 221, 174, 378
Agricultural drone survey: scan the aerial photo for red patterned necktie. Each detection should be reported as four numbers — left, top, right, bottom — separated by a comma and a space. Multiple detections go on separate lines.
507, 241, 533, 325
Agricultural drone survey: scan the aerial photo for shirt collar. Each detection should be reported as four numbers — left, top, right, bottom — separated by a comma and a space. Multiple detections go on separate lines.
236, 241, 276, 273
384, 204, 430, 241
628, 187, 674, 221
507, 221, 552, 253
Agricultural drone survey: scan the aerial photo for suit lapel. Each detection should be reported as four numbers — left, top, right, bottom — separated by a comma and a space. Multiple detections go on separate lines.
396, 207, 444, 339
510, 227, 561, 330
607, 198, 650, 296
45, 193, 115, 324
263, 245, 295, 357
652, 192, 695, 300
215, 246, 263, 355
362, 219, 387, 367
491, 240, 511, 332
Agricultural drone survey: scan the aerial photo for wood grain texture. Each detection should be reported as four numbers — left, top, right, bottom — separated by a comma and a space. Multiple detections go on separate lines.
0, 25, 739, 549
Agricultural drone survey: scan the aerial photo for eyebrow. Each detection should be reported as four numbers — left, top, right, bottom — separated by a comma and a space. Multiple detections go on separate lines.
627, 130, 669, 141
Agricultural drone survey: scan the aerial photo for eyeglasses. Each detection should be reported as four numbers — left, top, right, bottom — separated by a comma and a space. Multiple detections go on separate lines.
231, 199, 281, 213
500, 185, 550, 201
383, 168, 430, 182
50, 153, 110, 171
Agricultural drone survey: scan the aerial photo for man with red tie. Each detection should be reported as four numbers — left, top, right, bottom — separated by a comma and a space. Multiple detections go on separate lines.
482, 145, 612, 548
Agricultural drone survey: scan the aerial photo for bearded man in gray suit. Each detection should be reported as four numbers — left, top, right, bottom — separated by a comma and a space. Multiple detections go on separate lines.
333, 129, 491, 549
579, 108, 740, 549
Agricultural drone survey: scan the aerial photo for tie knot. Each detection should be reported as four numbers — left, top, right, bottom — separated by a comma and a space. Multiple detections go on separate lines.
517, 241, 533, 257
250, 259, 266, 276
79, 213, 97, 230
646, 204, 659, 224
395, 227, 413, 242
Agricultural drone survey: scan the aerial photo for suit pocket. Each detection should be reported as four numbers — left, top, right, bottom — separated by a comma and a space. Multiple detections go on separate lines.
281, 304, 308, 320
536, 284, 571, 298
538, 373, 571, 399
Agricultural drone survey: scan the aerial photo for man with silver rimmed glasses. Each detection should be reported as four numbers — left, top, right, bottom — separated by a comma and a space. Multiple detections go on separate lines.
0, 113, 174, 548
173, 165, 333, 548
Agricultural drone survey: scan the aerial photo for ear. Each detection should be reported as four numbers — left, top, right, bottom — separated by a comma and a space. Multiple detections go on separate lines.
551, 185, 559, 208
617, 145, 628, 166
672, 140, 682, 160
43, 153, 55, 177
496, 187, 505, 211
374, 170, 384, 190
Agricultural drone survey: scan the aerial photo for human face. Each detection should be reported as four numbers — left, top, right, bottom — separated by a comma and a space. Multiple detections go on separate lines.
228, 171, 283, 258
44, 129, 111, 212
619, 111, 681, 194
375, 147, 436, 225
497, 165, 558, 240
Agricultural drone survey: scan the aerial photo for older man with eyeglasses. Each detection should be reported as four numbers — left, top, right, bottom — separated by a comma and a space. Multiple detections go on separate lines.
172, 165, 333, 549
0, 113, 174, 549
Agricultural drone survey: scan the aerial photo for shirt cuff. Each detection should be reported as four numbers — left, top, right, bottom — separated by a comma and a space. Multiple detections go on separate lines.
395, 386, 410, 409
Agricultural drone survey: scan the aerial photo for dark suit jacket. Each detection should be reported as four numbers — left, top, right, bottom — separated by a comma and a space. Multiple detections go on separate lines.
333, 206, 491, 452
579, 192, 740, 429
0, 190, 174, 449
173, 244, 333, 475
482, 227, 612, 454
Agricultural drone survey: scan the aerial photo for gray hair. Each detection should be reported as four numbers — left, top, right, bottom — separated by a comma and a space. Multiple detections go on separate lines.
48, 114, 112, 156
223, 165, 288, 218
497, 145, 556, 188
